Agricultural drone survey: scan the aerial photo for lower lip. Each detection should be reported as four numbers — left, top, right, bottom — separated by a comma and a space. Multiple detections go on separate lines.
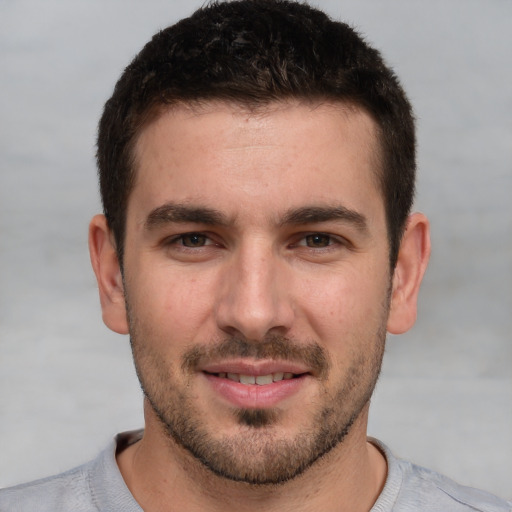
203, 373, 308, 409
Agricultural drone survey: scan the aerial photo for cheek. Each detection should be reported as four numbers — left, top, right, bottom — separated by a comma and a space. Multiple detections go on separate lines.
127, 264, 218, 344
296, 267, 390, 340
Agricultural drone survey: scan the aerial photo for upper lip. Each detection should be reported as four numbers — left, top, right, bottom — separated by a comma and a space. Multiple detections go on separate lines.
200, 359, 311, 376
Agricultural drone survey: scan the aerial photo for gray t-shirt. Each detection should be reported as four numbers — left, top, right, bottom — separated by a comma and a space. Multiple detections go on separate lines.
1, 431, 510, 511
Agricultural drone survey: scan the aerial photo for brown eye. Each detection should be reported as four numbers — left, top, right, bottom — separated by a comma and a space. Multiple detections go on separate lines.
181, 233, 208, 247
304, 234, 332, 248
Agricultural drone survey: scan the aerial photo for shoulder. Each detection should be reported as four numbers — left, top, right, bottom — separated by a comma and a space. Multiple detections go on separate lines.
397, 459, 511, 512
0, 461, 96, 512
371, 439, 511, 512
0, 431, 143, 512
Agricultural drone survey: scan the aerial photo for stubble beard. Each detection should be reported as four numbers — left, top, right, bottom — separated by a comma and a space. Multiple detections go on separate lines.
127, 308, 388, 485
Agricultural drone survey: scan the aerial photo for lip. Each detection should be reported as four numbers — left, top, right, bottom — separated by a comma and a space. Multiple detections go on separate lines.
200, 359, 311, 376
200, 359, 312, 409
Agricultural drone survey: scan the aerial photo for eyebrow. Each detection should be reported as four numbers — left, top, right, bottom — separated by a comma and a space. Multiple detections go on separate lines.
145, 203, 230, 230
145, 202, 368, 233
280, 205, 368, 232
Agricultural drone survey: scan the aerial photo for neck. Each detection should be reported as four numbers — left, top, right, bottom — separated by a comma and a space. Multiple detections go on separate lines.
117, 404, 387, 512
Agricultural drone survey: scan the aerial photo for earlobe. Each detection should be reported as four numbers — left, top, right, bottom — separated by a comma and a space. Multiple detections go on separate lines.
88, 214, 129, 335
387, 212, 431, 335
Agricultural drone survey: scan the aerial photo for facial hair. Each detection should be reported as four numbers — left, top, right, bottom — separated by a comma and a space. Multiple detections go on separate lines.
127, 312, 388, 485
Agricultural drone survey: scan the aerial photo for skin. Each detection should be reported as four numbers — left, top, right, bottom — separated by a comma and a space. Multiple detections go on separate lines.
89, 100, 430, 512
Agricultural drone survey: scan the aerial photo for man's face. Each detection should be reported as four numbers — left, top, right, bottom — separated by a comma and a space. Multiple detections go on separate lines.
122, 101, 392, 484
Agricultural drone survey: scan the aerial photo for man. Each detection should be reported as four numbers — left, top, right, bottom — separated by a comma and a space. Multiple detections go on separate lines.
1, 1, 509, 510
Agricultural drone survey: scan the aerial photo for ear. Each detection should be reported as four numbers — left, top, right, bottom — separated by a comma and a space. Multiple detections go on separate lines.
387, 212, 431, 334
88, 214, 129, 335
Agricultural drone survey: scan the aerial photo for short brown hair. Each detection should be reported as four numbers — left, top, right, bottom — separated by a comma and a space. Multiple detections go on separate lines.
97, 0, 416, 267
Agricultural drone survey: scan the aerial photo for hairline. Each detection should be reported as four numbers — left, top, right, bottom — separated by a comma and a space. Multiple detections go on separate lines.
122, 95, 388, 240
113, 96, 395, 269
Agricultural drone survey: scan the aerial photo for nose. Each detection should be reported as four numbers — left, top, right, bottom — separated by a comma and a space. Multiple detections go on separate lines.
215, 241, 295, 341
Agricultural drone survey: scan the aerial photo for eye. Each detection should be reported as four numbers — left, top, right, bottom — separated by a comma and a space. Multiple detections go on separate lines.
161, 231, 224, 262
179, 233, 209, 247
289, 231, 352, 258
294, 233, 340, 249
164, 232, 218, 250
303, 233, 333, 248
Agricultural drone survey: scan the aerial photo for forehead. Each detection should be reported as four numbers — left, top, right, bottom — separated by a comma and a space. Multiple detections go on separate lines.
130, 100, 384, 225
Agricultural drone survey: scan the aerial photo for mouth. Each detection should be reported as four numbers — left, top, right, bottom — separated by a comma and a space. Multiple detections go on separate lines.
204, 371, 300, 385
200, 364, 311, 409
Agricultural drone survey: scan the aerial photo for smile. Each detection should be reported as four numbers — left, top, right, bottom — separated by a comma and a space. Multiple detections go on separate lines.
208, 372, 297, 385
202, 369, 309, 409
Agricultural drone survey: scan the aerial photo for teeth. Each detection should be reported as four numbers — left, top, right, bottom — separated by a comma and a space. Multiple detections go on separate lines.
218, 372, 295, 385
255, 374, 273, 385
240, 374, 256, 385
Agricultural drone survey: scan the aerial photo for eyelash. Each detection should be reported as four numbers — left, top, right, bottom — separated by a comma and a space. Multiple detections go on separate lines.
294, 233, 344, 249
165, 231, 348, 251
166, 232, 218, 249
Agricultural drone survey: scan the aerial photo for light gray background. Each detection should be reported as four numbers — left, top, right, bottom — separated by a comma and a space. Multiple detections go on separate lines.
1, 0, 510, 500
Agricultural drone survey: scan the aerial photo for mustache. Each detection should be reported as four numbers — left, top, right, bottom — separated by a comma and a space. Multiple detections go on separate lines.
181, 335, 329, 379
